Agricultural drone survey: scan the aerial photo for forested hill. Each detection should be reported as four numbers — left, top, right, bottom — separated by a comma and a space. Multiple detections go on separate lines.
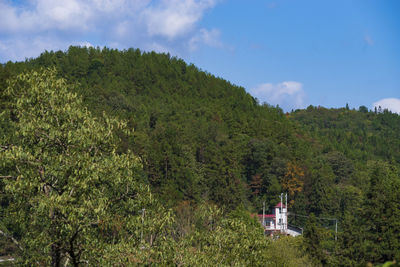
1, 46, 400, 265
1, 46, 307, 209
291, 106, 400, 163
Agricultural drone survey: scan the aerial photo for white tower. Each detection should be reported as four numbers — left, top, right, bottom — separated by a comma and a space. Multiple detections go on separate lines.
274, 195, 287, 233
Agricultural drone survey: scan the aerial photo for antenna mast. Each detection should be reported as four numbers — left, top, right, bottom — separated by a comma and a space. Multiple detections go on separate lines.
285, 192, 287, 233
280, 193, 283, 233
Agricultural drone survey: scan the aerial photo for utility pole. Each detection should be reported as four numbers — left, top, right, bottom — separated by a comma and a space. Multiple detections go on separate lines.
141, 208, 145, 243
262, 201, 265, 227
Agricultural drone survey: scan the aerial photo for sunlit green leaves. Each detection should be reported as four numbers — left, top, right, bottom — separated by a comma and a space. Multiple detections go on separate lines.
0, 68, 153, 265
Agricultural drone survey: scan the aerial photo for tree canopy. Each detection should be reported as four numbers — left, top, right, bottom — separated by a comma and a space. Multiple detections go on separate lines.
0, 68, 166, 265
1, 47, 400, 265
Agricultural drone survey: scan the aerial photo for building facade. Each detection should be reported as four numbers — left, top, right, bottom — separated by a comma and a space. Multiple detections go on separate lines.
256, 202, 302, 237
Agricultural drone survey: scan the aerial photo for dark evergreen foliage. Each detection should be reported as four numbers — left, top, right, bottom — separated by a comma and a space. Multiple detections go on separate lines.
1, 47, 400, 265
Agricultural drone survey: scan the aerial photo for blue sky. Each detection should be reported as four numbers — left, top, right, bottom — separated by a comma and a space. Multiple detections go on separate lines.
0, 0, 399, 112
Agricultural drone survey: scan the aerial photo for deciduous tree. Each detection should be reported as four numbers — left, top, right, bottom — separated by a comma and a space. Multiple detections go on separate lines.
0, 69, 158, 265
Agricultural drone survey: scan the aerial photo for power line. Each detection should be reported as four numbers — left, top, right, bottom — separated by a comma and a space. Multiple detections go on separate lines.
289, 213, 336, 221
289, 213, 338, 241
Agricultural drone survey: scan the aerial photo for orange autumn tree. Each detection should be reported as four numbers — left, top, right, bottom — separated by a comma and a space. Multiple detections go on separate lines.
282, 161, 305, 206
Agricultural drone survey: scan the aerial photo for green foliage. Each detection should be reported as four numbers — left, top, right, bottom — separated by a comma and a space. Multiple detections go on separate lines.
359, 105, 369, 113
174, 204, 313, 266
303, 214, 323, 262
0, 67, 313, 266
264, 236, 313, 267
1, 47, 400, 265
0, 69, 161, 265
2, 47, 308, 209
359, 161, 400, 264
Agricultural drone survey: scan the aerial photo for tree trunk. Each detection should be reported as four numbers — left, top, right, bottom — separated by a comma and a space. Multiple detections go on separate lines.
51, 242, 61, 267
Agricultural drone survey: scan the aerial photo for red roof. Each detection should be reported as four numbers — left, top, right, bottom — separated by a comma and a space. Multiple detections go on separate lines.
275, 202, 286, 208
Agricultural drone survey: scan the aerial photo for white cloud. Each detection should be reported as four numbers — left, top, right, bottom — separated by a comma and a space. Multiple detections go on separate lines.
0, 0, 221, 62
0, 37, 69, 61
372, 98, 400, 114
249, 81, 306, 111
0, 0, 91, 32
142, 0, 216, 39
188, 28, 222, 51
0, 0, 151, 33
0, 37, 102, 62
0, 0, 215, 36
146, 42, 172, 54
79, 41, 94, 48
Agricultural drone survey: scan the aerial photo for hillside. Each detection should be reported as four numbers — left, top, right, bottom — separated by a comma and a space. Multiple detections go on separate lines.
291, 106, 400, 163
1, 47, 400, 265
1, 46, 308, 209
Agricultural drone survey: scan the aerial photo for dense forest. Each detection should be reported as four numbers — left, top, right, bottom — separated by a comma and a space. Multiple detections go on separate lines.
0, 46, 399, 266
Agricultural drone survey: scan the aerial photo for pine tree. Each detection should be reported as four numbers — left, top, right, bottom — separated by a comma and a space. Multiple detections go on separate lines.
359, 161, 400, 264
